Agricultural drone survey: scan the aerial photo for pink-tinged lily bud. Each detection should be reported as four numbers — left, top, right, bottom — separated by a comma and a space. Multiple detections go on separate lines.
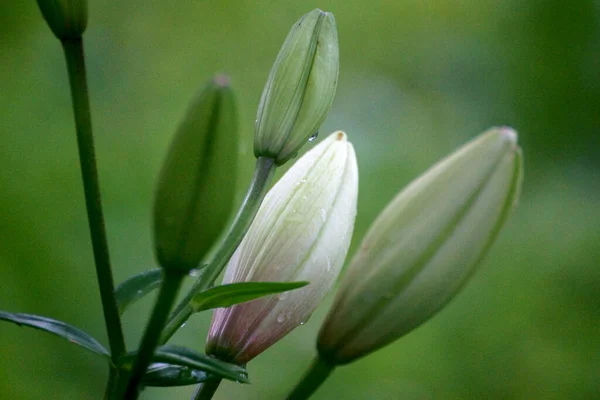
254, 9, 339, 166
318, 127, 523, 365
206, 131, 358, 364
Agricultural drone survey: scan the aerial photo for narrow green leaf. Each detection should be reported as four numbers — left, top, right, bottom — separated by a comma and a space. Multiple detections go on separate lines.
115, 269, 163, 314
142, 362, 208, 387
120, 345, 248, 383
190, 281, 309, 313
0, 311, 109, 358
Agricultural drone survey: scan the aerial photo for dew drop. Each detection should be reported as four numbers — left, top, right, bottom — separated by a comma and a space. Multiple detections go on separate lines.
325, 256, 332, 271
320, 208, 327, 222
308, 131, 319, 142
189, 268, 200, 277
299, 320, 306, 325
276, 313, 286, 323
180, 323, 186, 328
279, 292, 288, 301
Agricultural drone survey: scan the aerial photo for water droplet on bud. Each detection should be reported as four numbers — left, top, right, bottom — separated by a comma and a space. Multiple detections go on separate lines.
308, 131, 319, 142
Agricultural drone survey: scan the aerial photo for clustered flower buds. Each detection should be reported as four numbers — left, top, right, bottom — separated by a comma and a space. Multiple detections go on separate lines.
254, 9, 339, 165
27, 2, 528, 398
317, 127, 523, 364
206, 131, 358, 364
36, 0, 88, 40
153, 76, 239, 272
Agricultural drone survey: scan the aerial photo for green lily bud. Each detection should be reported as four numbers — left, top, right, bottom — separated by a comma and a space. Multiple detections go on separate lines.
254, 9, 339, 165
36, 0, 88, 40
318, 127, 523, 364
154, 75, 239, 272
206, 131, 358, 364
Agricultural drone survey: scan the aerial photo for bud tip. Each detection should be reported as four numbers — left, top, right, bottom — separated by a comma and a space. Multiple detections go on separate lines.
214, 74, 231, 87
498, 126, 518, 146
335, 131, 346, 141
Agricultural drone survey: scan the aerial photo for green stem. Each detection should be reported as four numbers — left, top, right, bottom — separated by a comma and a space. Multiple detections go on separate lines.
159, 157, 276, 344
123, 270, 185, 399
103, 366, 117, 400
286, 356, 336, 400
61, 38, 126, 361
193, 378, 222, 400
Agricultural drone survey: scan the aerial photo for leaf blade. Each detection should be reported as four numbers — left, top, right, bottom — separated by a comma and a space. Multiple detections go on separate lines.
190, 281, 309, 313
0, 311, 109, 358
115, 268, 163, 314
151, 345, 248, 383
142, 362, 209, 387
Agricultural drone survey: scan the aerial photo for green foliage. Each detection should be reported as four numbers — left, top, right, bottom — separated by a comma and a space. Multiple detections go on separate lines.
0, 311, 109, 358
190, 281, 309, 313
120, 346, 248, 384
142, 363, 208, 387
115, 269, 163, 314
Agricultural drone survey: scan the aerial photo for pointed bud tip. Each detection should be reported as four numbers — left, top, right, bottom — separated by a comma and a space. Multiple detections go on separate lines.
214, 74, 231, 88
497, 126, 518, 147
335, 131, 346, 141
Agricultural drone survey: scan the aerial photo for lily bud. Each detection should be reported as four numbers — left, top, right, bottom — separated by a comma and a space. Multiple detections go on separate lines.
318, 127, 523, 364
254, 9, 339, 165
37, 0, 88, 40
206, 131, 358, 364
154, 76, 239, 272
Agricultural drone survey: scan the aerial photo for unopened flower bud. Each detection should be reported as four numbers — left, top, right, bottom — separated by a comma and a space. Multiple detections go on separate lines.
318, 127, 523, 364
37, 0, 88, 40
254, 9, 339, 165
154, 75, 239, 272
207, 131, 358, 364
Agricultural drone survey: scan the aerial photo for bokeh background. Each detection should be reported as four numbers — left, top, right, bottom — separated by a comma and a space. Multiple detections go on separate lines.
1, 1, 599, 399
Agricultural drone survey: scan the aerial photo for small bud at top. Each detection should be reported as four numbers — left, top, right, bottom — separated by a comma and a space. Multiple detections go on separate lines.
37, 0, 88, 40
153, 76, 239, 272
254, 9, 339, 165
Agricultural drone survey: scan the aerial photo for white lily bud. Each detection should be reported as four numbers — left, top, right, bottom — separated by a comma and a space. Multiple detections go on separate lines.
206, 131, 358, 364
254, 9, 339, 165
318, 127, 523, 365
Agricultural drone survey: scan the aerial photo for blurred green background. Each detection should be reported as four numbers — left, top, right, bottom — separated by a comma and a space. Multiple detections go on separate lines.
1, 1, 599, 399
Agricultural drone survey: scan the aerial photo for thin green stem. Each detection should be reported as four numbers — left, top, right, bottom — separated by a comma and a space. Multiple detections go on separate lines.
286, 356, 335, 400
193, 378, 222, 400
123, 270, 185, 399
159, 157, 276, 344
61, 38, 126, 361
103, 366, 116, 400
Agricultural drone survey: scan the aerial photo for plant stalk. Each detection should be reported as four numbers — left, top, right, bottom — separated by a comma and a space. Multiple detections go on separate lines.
193, 378, 222, 400
286, 356, 336, 400
61, 37, 126, 360
123, 270, 185, 399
